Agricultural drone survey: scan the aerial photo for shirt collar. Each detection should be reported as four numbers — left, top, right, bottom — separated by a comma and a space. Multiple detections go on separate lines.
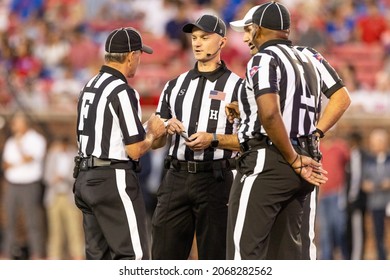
258, 39, 292, 51
189, 60, 228, 82
100, 65, 128, 84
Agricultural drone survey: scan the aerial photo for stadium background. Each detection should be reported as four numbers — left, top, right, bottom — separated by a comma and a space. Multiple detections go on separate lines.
0, 0, 389, 260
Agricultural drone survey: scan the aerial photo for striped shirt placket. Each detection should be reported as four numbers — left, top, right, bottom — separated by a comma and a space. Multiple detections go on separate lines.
156, 63, 241, 161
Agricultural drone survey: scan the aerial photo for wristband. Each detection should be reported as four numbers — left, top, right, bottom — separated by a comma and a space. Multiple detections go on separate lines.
289, 154, 299, 166
313, 128, 325, 138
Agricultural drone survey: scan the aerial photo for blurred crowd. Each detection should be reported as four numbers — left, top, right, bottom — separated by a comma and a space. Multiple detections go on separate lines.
0, 0, 390, 113
0, 0, 390, 260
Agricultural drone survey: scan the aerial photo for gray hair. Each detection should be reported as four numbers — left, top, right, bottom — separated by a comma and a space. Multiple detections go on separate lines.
104, 52, 129, 63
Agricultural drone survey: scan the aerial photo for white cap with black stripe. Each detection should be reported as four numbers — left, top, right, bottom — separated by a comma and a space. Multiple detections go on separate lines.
229, 5, 261, 32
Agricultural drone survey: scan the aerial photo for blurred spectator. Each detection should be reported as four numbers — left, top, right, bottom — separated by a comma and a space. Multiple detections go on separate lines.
317, 129, 350, 259
0, 0, 11, 32
43, 136, 84, 260
337, 62, 363, 92
296, 14, 327, 52
93, 0, 138, 23
324, 1, 357, 45
132, 0, 177, 36
219, 0, 243, 24
0, 0, 390, 261
165, 1, 191, 52
362, 128, 390, 260
49, 63, 83, 112
8, 78, 49, 112
222, 0, 257, 77
10, 0, 44, 21
11, 36, 42, 81
43, 0, 85, 31
65, 25, 100, 78
34, 22, 70, 79
3, 33, 48, 111
0, 31, 12, 66
0, 0, 389, 117
355, 0, 387, 44
1, 111, 47, 259
375, 53, 390, 91
82, 0, 109, 20
207, 0, 232, 22
196, 0, 211, 4
293, 1, 328, 51
140, 147, 168, 219
345, 130, 368, 259
380, 9, 390, 54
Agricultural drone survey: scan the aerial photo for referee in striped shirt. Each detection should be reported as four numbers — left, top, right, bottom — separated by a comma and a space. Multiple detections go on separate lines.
74, 27, 166, 259
228, 4, 318, 260
226, 2, 351, 260
151, 15, 242, 260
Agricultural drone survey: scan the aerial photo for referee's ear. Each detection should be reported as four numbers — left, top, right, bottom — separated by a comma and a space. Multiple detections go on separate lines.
220, 37, 227, 49
127, 52, 133, 62
126, 52, 136, 67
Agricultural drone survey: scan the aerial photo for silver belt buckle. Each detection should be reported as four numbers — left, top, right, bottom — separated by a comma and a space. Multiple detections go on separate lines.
187, 161, 197, 173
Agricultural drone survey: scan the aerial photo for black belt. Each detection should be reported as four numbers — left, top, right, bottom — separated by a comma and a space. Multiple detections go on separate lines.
80, 156, 139, 171
239, 134, 321, 161
166, 158, 236, 173
240, 136, 301, 152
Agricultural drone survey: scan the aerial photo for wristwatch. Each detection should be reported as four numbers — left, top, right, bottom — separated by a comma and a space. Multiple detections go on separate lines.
210, 132, 219, 148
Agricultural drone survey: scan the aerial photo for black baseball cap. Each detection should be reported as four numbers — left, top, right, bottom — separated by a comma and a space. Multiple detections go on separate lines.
182, 14, 226, 37
252, 1, 290, 31
105, 27, 153, 54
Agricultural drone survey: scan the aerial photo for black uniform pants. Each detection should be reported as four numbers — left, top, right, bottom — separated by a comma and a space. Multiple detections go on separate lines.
151, 167, 233, 260
74, 167, 150, 259
227, 140, 314, 260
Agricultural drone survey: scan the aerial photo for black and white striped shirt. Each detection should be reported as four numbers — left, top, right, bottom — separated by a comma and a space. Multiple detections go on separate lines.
76, 65, 145, 161
238, 39, 344, 143
156, 61, 242, 161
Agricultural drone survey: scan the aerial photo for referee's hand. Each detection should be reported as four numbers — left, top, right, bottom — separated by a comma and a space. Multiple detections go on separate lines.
290, 154, 328, 187
164, 117, 186, 136
146, 114, 166, 139
184, 132, 210, 150
225, 101, 239, 124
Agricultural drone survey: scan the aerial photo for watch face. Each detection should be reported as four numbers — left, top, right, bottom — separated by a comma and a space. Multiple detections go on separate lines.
211, 139, 219, 148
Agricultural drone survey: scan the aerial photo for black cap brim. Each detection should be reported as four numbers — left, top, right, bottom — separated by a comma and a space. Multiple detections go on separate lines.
182, 23, 203, 33
142, 44, 153, 54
